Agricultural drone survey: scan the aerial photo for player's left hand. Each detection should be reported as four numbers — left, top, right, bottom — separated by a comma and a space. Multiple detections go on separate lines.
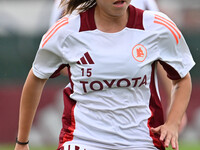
150, 123, 179, 150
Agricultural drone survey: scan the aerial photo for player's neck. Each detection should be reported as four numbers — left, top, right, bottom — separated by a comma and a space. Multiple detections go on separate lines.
94, 7, 129, 33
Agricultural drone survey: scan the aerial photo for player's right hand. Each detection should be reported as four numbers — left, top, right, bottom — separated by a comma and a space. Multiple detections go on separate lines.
151, 123, 179, 150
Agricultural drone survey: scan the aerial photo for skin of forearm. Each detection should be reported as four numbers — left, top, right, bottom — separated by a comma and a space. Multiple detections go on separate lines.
17, 69, 47, 142
166, 73, 192, 127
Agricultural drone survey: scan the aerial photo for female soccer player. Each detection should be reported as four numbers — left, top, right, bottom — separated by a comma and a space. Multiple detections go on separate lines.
50, 0, 188, 135
15, 0, 195, 150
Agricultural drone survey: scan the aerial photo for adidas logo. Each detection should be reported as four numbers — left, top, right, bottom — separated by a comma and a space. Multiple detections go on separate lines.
77, 52, 94, 65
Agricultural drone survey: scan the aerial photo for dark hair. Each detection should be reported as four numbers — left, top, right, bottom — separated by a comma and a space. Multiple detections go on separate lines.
60, 0, 96, 16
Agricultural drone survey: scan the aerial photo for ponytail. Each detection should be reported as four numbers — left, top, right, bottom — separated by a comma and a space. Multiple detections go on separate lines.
60, 0, 96, 16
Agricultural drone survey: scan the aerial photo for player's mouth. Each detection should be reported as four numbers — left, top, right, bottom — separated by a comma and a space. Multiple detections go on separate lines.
113, 0, 126, 7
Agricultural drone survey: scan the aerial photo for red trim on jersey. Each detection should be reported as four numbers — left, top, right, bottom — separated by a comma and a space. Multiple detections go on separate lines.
79, 5, 144, 32
159, 60, 181, 80
67, 65, 74, 92
79, 6, 96, 32
58, 146, 64, 150
50, 64, 68, 78
148, 62, 165, 150
127, 5, 144, 30
58, 87, 76, 149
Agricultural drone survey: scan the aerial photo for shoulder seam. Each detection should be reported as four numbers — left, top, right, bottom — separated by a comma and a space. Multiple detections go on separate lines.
153, 14, 181, 44
42, 17, 69, 48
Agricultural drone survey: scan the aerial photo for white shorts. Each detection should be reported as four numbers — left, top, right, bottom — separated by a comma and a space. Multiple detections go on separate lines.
60, 142, 159, 150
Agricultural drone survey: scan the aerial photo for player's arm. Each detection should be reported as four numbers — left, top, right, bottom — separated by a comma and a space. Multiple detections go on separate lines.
151, 73, 192, 150
14, 68, 47, 150
157, 63, 187, 133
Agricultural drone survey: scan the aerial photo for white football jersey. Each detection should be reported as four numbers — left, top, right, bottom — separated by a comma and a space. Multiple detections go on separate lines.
33, 5, 195, 150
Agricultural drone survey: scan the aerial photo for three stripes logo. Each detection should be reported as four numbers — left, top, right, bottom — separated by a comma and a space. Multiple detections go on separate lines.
77, 52, 95, 65
154, 14, 181, 44
42, 17, 69, 48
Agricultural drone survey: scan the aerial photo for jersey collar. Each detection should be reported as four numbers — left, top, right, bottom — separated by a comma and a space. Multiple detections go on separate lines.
79, 5, 144, 32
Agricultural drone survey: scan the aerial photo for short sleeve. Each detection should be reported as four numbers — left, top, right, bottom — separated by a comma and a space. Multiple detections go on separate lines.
32, 47, 64, 79
156, 13, 195, 80
32, 17, 72, 79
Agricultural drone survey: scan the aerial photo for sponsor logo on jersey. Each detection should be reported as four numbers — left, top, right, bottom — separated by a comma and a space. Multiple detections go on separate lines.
77, 52, 95, 65
132, 44, 147, 62
80, 75, 147, 93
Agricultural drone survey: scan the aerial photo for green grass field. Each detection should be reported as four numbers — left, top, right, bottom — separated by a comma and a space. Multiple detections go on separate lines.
167, 142, 200, 150
1, 142, 200, 150
0, 145, 56, 150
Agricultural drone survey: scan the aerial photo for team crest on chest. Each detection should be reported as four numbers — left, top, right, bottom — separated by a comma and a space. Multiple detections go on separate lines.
132, 44, 147, 62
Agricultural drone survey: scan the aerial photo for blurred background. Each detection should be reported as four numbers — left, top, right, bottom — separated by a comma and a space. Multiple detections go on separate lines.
0, 0, 200, 149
